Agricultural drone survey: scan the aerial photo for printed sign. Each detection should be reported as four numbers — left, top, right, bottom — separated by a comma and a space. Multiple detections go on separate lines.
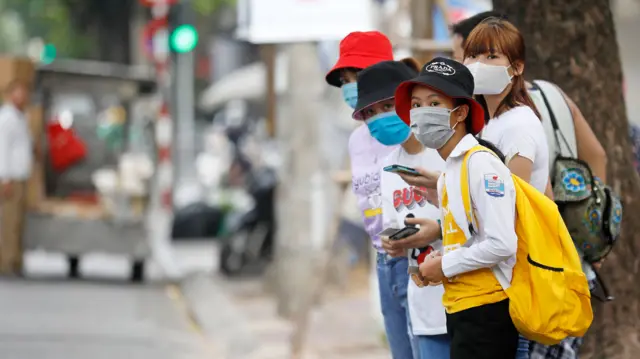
236, 0, 374, 44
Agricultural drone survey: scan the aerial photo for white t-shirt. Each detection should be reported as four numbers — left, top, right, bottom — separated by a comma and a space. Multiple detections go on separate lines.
380, 146, 447, 336
481, 106, 550, 193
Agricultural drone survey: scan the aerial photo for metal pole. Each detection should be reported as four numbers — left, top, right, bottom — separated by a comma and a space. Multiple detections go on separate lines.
148, 0, 181, 280
174, 48, 198, 187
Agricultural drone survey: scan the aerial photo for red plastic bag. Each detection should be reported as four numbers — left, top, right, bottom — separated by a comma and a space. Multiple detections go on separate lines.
47, 121, 87, 173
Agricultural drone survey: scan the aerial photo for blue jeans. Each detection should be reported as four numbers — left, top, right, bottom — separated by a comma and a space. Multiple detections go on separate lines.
516, 335, 530, 359
376, 253, 415, 359
416, 334, 451, 359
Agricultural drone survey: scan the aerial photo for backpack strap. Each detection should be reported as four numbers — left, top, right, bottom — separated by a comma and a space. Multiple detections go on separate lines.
460, 145, 497, 236
530, 80, 577, 158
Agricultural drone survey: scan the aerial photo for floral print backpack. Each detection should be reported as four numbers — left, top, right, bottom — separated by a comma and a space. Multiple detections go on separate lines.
532, 81, 622, 265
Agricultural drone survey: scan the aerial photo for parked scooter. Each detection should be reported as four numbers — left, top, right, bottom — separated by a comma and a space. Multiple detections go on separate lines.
219, 164, 277, 276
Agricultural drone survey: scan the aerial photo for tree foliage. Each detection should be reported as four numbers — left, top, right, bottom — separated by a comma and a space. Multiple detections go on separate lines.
0, 0, 234, 62
193, 0, 236, 16
0, 0, 92, 58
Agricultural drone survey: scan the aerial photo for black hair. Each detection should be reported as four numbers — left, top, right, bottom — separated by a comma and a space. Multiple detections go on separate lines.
338, 67, 364, 85
454, 98, 506, 163
450, 11, 509, 43
342, 67, 361, 73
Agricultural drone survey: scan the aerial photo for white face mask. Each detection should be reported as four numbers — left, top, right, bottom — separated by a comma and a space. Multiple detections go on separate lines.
466, 62, 513, 95
410, 106, 460, 149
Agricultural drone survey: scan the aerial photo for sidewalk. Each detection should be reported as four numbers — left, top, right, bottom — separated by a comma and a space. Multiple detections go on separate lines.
181, 272, 390, 359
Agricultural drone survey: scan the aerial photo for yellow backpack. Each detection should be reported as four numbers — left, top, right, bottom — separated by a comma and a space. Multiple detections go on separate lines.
460, 145, 593, 345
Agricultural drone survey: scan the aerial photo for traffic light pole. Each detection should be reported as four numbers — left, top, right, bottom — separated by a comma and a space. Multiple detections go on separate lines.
173, 45, 198, 201
145, 0, 182, 280
166, 0, 199, 208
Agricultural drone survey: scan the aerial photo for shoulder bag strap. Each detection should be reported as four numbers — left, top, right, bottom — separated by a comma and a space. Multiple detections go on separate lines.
530, 80, 575, 158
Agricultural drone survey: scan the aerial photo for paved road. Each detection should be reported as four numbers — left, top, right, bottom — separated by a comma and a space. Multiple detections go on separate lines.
0, 241, 217, 359
0, 278, 211, 359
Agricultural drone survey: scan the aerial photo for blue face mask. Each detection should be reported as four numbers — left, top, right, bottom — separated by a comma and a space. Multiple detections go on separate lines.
365, 111, 411, 146
341, 82, 358, 109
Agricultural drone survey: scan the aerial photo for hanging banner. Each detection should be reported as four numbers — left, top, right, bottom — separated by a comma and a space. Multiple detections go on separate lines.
236, 0, 374, 44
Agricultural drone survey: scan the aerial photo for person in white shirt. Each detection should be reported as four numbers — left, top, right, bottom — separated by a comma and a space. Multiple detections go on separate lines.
461, 18, 555, 358
353, 59, 450, 359
325, 31, 412, 359
394, 56, 519, 359
0, 80, 33, 275
447, 13, 604, 359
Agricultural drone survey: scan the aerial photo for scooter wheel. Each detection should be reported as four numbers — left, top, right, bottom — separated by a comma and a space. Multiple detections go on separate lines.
219, 241, 246, 276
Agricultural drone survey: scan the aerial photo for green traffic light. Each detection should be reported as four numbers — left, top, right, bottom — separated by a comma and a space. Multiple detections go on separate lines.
170, 24, 198, 53
41, 43, 57, 65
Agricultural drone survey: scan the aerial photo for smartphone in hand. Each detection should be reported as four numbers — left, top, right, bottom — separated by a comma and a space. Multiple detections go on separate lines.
389, 226, 419, 240
383, 165, 421, 176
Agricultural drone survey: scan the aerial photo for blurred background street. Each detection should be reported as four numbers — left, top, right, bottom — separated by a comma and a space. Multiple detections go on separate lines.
1, 243, 214, 359
9, 243, 388, 359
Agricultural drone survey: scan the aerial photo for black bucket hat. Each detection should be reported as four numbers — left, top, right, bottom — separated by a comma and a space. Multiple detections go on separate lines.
395, 57, 485, 135
352, 61, 419, 120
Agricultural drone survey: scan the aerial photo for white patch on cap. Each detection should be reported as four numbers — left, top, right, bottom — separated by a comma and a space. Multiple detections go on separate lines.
424, 62, 456, 76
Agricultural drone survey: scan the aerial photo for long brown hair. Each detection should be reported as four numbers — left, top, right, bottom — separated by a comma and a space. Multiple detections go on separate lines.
463, 17, 541, 120
400, 57, 421, 73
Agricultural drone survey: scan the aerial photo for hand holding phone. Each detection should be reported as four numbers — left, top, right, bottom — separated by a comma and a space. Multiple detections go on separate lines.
397, 167, 441, 189
383, 165, 421, 176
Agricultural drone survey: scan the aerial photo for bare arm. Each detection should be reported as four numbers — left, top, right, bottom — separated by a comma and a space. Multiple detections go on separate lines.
562, 91, 608, 181
544, 179, 554, 199
507, 155, 533, 183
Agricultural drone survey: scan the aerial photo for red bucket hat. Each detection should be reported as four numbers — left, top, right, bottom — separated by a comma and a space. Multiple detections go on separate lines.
325, 31, 394, 88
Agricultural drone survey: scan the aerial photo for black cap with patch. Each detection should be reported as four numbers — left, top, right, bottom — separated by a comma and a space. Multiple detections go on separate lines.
395, 57, 485, 135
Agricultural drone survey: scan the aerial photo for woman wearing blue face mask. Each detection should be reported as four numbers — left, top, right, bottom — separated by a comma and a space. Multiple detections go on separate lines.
326, 33, 420, 359
326, 31, 395, 109
354, 59, 451, 359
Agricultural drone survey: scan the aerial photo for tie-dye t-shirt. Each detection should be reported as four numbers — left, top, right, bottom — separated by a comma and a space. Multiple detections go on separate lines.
348, 124, 398, 252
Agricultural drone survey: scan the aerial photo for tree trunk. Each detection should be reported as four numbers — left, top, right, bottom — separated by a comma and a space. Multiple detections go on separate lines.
492, 1, 640, 357
274, 43, 327, 319
410, 0, 434, 64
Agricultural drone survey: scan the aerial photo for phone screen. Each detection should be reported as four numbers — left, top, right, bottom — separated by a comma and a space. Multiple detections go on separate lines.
390, 227, 419, 240
378, 227, 401, 237
383, 165, 420, 176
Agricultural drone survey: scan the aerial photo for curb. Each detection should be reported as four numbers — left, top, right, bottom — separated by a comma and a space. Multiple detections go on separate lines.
179, 273, 260, 359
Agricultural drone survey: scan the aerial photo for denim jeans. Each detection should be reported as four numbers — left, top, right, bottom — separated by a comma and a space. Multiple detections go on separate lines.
416, 334, 451, 359
516, 335, 530, 359
376, 253, 415, 359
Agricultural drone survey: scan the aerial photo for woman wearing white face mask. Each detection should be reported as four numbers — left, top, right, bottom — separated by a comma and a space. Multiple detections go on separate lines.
394, 57, 519, 359
463, 18, 552, 199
